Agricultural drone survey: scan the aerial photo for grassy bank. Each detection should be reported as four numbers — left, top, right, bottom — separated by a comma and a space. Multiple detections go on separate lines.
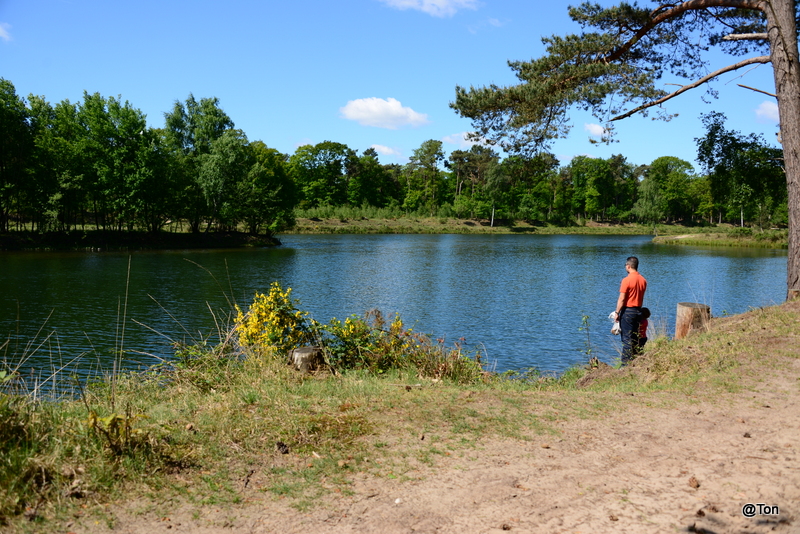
289, 216, 788, 249
2, 290, 798, 531
287, 207, 786, 244
286, 216, 719, 237
652, 228, 788, 249
2, 216, 786, 251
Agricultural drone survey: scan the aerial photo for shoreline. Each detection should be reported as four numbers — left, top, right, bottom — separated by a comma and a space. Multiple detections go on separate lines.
0, 220, 788, 251
0, 230, 280, 252
1, 298, 797, 533
285, 217, 788, 248
651, 232, 788, 249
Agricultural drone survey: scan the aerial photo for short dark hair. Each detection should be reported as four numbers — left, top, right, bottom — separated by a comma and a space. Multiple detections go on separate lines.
626, 256, 639, 269
640, 307, 651, 319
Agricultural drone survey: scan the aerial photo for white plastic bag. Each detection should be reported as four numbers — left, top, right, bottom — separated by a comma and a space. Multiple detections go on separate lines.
608, 311, 621, 335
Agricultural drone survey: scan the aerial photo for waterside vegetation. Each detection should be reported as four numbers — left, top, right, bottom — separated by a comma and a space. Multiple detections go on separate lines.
0, 210, 788, 251
287, 206, 789, 248
1, 284, 798, 530
1, 78, 786, 250
652, 227, 789, 249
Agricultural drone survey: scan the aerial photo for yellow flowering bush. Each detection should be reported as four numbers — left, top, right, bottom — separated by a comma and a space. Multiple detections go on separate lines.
233, 283, 485, 382
234, 282, 312, 355
323, 315, 372, 368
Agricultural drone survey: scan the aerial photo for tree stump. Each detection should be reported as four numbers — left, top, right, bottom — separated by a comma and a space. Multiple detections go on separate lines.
675, 302, 711, 340
288, 346, 324, 373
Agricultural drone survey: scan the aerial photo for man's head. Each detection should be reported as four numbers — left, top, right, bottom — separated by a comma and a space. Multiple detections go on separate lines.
626, 256, 639, 271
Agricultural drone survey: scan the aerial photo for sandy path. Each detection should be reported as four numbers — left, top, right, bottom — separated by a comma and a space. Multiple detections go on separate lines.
90, 357, 799, 534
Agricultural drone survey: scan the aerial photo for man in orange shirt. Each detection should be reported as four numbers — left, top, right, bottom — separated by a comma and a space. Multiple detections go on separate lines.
614, 256, 647, 364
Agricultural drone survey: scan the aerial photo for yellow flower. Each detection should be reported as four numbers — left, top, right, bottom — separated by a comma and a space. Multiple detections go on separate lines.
234, 281, 310, 354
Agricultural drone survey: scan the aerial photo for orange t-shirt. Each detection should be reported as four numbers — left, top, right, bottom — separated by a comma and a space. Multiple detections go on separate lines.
620, 271, 647, 308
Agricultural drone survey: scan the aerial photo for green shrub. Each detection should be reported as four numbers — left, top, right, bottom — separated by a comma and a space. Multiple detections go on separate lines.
233, 284, 485, 383
728, 227, 753, 238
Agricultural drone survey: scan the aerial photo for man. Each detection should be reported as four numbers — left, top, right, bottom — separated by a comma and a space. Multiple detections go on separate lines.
615, 256, 647, 364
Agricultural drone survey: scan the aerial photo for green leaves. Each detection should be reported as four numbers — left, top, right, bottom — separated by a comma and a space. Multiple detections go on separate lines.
289, 141, 355, 208
451, 1, 776, 154
696, 112, 785, 226
0, 79, 33, 232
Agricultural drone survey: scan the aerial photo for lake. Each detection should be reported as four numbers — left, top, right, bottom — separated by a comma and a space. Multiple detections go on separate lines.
0, 234, 787, 387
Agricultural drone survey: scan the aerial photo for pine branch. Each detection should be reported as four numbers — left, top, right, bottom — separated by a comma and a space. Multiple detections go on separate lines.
610, 55, 771, 121
607, 0, 765, 63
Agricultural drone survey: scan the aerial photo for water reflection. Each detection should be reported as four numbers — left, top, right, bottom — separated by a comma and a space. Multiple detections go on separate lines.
0, 235, 787, 384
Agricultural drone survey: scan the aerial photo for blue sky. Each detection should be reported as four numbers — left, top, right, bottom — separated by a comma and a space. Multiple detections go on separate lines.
0, 0, 781, 170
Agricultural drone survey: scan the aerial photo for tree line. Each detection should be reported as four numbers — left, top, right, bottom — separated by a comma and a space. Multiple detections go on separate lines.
0, 78, 786, 236
449, 1, 798, 298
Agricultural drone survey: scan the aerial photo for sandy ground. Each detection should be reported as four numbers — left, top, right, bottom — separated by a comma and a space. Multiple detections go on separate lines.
59, 354, 800, 534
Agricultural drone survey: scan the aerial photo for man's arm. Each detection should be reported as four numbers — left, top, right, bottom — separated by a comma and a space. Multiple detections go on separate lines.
615, 291, 626, 319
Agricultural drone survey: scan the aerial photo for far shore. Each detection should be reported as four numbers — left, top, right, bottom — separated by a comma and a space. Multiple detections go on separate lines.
0, 219, 788, 251
286, 216, 788, 249
0, 229, 280, 252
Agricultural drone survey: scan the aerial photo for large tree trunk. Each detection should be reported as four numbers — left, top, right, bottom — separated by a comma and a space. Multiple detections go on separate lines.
767, 0, 800, 300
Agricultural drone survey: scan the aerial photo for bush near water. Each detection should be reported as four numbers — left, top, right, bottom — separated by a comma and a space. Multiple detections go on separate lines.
0, 282, 486, 524
234, 281, 485, 381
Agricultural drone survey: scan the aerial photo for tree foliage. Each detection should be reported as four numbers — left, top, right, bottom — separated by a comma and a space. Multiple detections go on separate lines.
404, 140, 446, 214
0, 80, 33, 233
451, 0, 800, 297
289, 141, 355, 208
0, 84, 296, 237
0, 65, 791, 247
697, 111, 786, 227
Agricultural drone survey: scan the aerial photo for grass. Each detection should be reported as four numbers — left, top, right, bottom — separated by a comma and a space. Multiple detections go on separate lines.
1, 296, 798, 530
288, 214, 703, 236
4, 213, 784, 250
288, 211, 789, 247
652, 227, 788, 248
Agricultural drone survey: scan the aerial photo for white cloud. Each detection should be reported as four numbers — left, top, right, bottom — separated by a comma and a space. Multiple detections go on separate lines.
584, 123, 606, 138
378, 0, 479, 18
442, 131, 483, 149
468, 17, 506, 34
0, 23, 12, 42
755, 101, 779, 123
371, 144, 401, 156
340, 97, 429, 129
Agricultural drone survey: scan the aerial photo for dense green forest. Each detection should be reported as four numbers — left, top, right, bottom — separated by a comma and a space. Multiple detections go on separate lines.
0, 78, 788, 237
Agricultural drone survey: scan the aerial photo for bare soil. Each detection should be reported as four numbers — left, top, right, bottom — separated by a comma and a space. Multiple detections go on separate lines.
49, 305, 800, 534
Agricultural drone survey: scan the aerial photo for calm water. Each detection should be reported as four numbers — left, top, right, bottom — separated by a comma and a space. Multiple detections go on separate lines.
0, 234, 787, 383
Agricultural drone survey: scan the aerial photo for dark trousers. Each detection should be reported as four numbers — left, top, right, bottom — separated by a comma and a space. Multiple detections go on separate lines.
620, 308, 642, 363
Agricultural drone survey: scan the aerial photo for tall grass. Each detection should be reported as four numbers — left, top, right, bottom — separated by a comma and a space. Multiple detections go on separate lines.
0, 275, 488, 524
1, 274, 796, 528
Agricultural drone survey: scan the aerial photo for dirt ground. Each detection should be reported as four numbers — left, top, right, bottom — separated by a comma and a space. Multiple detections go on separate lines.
58, 356, 798, 534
